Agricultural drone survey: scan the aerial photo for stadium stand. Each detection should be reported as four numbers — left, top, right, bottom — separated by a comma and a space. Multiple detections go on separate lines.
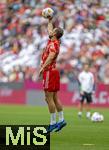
0, 0, 109, 83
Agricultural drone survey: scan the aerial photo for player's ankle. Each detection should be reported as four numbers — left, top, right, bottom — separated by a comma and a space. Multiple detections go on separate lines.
50, 113, 56, 125
58, 111, 64, 123
78, 111, 82, 117
86, 112, 91, 118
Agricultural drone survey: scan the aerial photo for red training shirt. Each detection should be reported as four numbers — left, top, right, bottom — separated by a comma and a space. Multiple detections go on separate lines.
41, 39, 60, 71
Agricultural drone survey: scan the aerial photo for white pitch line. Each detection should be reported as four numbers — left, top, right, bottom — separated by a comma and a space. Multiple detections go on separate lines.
83, 144, 95, 146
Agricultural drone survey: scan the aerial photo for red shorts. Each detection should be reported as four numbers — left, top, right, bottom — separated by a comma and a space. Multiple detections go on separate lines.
43, 69, 60, 92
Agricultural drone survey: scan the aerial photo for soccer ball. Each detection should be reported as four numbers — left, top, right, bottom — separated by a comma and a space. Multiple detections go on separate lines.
99, 114, 104, 122
91, 112, 104, 122
42, 7, 54, 18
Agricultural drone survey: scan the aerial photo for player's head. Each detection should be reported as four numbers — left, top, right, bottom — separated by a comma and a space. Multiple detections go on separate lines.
50, 27, 64, 39
83, 62, 90, 72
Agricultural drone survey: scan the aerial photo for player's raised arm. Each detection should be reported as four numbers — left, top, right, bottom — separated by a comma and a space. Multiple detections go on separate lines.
47, 18, 54, 37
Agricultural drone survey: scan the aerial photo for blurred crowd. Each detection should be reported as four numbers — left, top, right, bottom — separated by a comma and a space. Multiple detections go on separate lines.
0, 0, 109, 84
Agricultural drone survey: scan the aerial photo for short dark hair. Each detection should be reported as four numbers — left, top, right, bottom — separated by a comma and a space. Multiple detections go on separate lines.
55, 27, 64, 39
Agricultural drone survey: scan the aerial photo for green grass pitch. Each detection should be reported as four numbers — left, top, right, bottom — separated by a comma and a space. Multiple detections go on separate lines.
0, 105, 109, 150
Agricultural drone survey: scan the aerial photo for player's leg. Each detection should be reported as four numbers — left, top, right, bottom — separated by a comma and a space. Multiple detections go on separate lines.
85, 93, 92, 119
78, 93, 85, 117
53, 92, 66, 132
45, 91, 56, 124
43, 71, 57, 123
86, 103, 91, 118
53, 92, 64, 122
44, 91, 57, 133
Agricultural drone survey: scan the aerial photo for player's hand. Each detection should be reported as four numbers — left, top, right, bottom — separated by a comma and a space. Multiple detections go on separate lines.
92, 91, 95, 94
39, 67, 44, 77
80, 91, 84, 95
48, 16, 53, 21
92, 91, 95, 96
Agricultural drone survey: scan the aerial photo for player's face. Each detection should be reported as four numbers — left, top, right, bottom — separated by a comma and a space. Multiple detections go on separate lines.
84, 64, 89, 72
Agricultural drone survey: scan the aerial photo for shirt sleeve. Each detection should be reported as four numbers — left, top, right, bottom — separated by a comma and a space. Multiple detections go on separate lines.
78, 73, 82, 83
78, 73, 83, 92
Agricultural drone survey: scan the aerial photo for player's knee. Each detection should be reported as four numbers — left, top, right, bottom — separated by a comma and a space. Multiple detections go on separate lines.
80, 100, 84, 105
45, 92, 55, 106
53, 95, 56, 103
45, 97, 48, 104
53, 93, 58, 101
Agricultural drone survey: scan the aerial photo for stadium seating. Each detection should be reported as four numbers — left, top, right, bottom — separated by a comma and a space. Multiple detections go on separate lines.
0, 0, 109, 83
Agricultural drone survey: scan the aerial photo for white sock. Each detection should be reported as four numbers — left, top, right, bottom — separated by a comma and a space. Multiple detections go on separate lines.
50, 113, 56, 125
58, 111, 64, 123
86, 112, 91, 118
78, 111, 82, 116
